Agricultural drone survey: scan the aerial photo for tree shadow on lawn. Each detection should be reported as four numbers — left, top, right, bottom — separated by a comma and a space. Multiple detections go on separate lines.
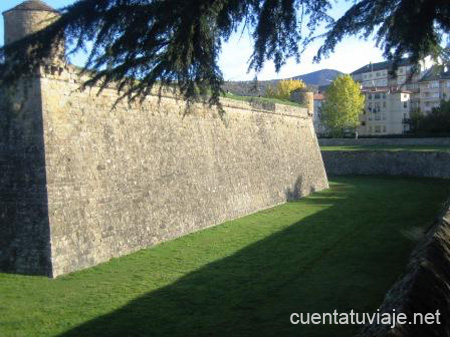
58, 178, 446, 337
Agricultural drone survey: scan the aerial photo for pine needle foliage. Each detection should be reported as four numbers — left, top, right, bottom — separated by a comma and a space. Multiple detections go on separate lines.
0, 0, 448, 108
315, 0, 450, 68
0, 0, 332, 109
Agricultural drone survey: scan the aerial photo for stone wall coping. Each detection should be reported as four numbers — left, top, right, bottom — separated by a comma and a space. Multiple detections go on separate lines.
37, 64, 311, 119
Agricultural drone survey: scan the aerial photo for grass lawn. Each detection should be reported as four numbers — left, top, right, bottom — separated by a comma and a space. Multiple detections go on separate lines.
320, 145, 450, 152
1, 177, 449, 337
223, 92, 304, 108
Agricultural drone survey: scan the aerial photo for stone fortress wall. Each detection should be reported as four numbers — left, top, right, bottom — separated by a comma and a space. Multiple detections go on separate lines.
322, 151, 450, 179
320, 138, 450, 146
0, 1, 329, 277
320, 138, 450, 179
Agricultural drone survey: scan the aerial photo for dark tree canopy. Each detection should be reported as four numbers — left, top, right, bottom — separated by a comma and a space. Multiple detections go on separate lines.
0, 0, 449, 107
317, 0, 450, 67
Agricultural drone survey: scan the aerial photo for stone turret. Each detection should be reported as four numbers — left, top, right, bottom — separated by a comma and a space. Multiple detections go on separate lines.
0, 2, 65, 278
290, 88, 314, 116
2, 0, 64, 64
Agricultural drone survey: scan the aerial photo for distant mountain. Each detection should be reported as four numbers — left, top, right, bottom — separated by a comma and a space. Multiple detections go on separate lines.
290, 69, 343, 86
223, 68, 343, 96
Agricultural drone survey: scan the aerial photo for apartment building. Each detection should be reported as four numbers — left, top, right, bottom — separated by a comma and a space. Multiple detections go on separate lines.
358, 88, 411, 136
419, 68, 450, 113
352, 61, 409, 88
314, 58, 447, 136
350, 58, 434, 135
351, 58, 433, 88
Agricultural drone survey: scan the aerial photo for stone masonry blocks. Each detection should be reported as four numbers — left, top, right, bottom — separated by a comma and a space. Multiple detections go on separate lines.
0, 65, 329, 277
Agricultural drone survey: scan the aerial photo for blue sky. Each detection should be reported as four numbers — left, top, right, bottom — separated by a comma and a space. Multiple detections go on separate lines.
0, 0, 385, 80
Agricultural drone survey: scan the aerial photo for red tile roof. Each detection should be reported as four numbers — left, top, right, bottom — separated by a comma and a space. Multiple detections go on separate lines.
314, 93, 325, 100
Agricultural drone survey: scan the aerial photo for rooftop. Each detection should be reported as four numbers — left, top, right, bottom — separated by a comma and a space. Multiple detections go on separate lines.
362, 87, 412, 94
314, 93, 325, 100
3, 1, 59, 14
351, 59, 413, 75
419, 66, 450, 82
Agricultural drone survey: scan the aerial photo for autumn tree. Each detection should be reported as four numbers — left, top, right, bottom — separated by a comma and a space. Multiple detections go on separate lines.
320, 75, 365, 137
265, 79, 305, 100
0, 0, 448, 107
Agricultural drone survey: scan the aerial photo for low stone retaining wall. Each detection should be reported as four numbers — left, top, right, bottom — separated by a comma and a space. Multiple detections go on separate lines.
359, 203, 450, 337
322, 151, 450, 179
319, 138, 450, 146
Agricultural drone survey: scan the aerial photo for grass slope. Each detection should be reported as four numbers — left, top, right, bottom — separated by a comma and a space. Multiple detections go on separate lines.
1, 177, 449, 337
223, 93, 304, 108
320, 145, 450, 152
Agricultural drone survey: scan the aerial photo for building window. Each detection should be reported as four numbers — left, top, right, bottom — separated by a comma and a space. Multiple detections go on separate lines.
382, 93, 386, 99
374, 93, 380, 99
361, 121, 366, 126
382, 102, 386, 108
430, 81, 439, 88
383, 125, 386, 133
375, 125, 381, 133
368, 94, 372, 99
446, 82, 450, 88
403, 102, 408, 108
382, 114, 386, 120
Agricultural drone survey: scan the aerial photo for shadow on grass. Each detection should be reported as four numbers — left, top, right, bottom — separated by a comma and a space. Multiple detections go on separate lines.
58, 177, 449, 337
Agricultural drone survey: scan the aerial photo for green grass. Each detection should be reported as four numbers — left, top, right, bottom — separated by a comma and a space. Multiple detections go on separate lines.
223, 92, 304, 108
320, 145, 450, 152
1, 177, 449, 337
